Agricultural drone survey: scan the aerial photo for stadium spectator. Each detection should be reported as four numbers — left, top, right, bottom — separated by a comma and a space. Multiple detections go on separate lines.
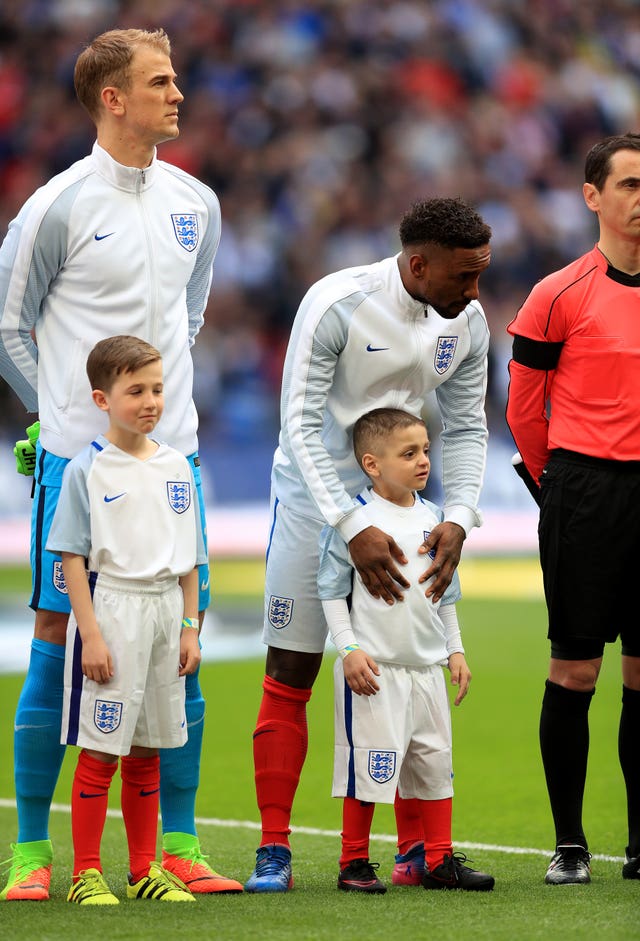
3, 1, 639, 508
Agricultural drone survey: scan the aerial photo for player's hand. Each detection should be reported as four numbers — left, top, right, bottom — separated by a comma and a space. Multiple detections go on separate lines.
81, 633, 114, 685
343, 649, 380, 696
14, 420, 40, 476
448, 652, 471, 706
349, 526, 409, 605
179, 631, 202, 676
418, 522, 465, 602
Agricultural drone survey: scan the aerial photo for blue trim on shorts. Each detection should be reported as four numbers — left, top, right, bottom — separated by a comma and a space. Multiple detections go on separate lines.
188, 452, 210, 612
66, 627, 84, 746
345, 678, 356, 799
265, 497, 279, 562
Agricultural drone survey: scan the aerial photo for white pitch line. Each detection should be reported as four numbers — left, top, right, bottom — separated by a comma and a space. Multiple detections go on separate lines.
0, 798, 624, 864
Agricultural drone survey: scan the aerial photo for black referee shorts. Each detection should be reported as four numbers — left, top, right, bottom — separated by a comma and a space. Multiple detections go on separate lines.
539, 449, 640, 659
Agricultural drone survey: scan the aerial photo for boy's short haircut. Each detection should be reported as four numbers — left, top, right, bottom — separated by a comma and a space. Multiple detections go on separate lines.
87, 335, 162, 392
353, 408, 426, 468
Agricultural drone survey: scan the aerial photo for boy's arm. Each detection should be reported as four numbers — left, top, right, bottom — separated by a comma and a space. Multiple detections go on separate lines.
319, 521, 380, 695
179, 567, 202, 676
440, 603, 471, 706
61, 551, 113, 685
322, 598, 380, 696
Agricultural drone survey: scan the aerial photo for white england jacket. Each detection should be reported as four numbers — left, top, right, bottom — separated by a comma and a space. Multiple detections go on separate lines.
0, 142, 221, 458
272, 255, 489, 543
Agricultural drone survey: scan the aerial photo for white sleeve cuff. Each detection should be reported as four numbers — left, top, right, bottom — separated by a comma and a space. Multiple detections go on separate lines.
440, 603, 464, 655
322, 598, 358, 658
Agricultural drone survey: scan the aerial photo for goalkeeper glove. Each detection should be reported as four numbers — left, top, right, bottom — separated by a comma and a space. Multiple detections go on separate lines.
14, 420, 40, 476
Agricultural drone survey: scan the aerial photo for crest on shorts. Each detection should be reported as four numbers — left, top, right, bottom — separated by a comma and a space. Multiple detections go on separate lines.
434, 336, 458, 374
368, 750, 396, 784
94, 699, 122, 734
167, 481, 191, 514
268, 595, 294, 629
52, 560, 68, 594
171, 213, 199, 252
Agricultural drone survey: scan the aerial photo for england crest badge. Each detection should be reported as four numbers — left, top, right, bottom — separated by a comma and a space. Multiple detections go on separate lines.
434, 336, 458, 375
423, 530, 436, 561
94, 699, 122, 734
368, 750, 396, 784
171, 213, 199, 252
167, 481, 191, 514
268, 595, 294, 629
52, 560, 68, 594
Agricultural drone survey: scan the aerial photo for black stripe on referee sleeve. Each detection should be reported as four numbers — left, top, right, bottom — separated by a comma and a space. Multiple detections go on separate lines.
512, 334, 563, 370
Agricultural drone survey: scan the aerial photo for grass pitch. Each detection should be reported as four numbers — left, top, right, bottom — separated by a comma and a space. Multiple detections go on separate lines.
0, 559, 638, 939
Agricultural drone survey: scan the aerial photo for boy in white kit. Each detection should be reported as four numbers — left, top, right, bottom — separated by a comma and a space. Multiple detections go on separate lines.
318, 408, 495, 894
47, 335, 206, 905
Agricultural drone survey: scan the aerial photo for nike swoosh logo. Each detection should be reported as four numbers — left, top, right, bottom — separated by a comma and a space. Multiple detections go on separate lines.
200, 578, 210, 591
80, 791, 106, 799
104, 493, 126, 503
366, 344, 389, 352
139, 787, 160, 797
94, 232, 115, 241
252, 729, 276, 739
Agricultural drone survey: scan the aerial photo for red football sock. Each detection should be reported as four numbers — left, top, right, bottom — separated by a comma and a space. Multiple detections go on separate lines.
71, 750, 117, 877
120, 754, 160, 883
340, 798, 375, 868
394, 792, 424, 856
420, 797, 453, 871
253, 675, 311, 847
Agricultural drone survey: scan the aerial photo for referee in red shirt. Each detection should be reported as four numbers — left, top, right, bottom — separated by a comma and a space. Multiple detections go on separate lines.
506, 132, 640, 886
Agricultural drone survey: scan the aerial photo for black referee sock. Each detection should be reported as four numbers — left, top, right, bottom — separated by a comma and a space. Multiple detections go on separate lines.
619, 685, 640, 858
539, 679, 594, 849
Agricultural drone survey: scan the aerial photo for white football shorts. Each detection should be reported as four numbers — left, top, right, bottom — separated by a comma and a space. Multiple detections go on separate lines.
61, 574, 187, 754
262, 499, 328, 653
333, 658, 454, 804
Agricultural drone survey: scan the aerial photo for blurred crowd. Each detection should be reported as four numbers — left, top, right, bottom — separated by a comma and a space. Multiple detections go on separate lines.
0, 0, 638, 510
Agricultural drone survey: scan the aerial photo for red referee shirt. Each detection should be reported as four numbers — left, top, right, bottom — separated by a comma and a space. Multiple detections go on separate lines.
506, 245, 640, 484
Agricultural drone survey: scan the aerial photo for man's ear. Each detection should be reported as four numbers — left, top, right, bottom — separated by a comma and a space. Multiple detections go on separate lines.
408, 251, 428, 280
583, 181, 599, 213
100, 85, 125, 116
92, 389, 109, 412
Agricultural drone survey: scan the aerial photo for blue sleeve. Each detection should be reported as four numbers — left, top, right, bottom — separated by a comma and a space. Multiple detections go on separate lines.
46, 452, 91, 557
317, 522, 353, 601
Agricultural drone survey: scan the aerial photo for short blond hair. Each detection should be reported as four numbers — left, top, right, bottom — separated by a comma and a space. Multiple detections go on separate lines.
74, 28, 171, 121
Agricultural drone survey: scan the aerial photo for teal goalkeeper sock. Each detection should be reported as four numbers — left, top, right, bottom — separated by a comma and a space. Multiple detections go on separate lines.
14, 638, 66, 843
159, 666, 204, 836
